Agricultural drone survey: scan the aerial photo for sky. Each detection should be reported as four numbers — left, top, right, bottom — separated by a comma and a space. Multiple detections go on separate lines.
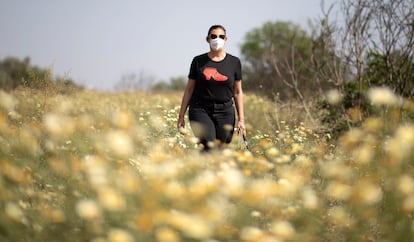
0, 0, 336, 90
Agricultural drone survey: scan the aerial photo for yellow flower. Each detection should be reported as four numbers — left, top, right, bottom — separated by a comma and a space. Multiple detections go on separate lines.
167, 211, 212, 240
325, 181, 352, 201
218, 167, 245, 197
243, 178, 283, 203
402, 194, 414, 212
295, 155, 313, 168
352, 144, 374, 165
43, 113, 76, 136
82, 155, 108, 187
250, 210, 262, 218
76, 199, 101, 220
111, 110, 133, 129
275, 154, 291, 164
325, 89, 343, 105
155, 227, 179, 242
265, 147, 280, 157
339, 128, 364, 151
106, 130, 134, 158
302, 187, 319, 209
163, 181, 186, 200
1, 161, 32, 184
321, 161, 353, 182
42, 207, 66, 223
189, 170, 219, 199
133, 212, 154, 232
269, 220, 295, 239
328, 206, 353, 226
385, 124, 414, 162
90, 237, 106, 242
0, 90, 18, 110
5, 202, 26, 223
351, 179, 383, 205
117, 169, 140, 193
107, 228, 134, 242
397, 175, 414, 195
240, 226, 264, 242
403, 99, 414, 112
362, 117, 383, 133
367, 86, 399, 106
98, 187, 126, 211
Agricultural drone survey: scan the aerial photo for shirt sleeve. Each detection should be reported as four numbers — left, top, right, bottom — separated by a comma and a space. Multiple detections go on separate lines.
188, 57, 197, 80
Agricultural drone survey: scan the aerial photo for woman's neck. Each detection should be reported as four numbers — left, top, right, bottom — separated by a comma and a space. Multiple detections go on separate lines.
208, 50, 226, 61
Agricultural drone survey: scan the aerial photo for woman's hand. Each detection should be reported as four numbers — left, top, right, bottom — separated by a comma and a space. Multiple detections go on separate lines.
177, 78, 195, 135
237, 119, 246, 136
177, 117, 186, 134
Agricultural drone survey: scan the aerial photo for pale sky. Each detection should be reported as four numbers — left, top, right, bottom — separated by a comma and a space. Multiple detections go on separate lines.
0, 0, 336, 90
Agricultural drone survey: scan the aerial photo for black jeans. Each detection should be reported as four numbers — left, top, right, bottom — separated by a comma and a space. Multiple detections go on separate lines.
189, 100, 235, 151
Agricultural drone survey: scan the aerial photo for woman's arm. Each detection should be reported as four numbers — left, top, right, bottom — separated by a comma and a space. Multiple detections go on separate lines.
233, 80, 246, 135
177, 78, 195, 132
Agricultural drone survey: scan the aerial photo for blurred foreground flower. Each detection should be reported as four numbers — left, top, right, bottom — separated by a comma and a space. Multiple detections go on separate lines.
325, 89, 343, 105
155, 227, 180, 242
302, 187, 319, 209
5, 202, 26, 224
402, 194, 414, 212
270, 220, 295, 239
218, 167, 245, 197
351, 179, 383, 205
397, 175, 414, 195
167, 210, 213, 240
82, 155, 109, 187
105, 130, 134, 158
0, 90, 18, 110
240, 226, 264, 241
108, 228, 134, 242
385, 124, 414, 162
98, 187, 126, 211
111, 110, 133, 129
76, 199, 102, 220
43, 113, 76, 136
325, 181, 352, 201
367, 86, 399, 106
328, 206, 353, 226
1, 161, 32, 184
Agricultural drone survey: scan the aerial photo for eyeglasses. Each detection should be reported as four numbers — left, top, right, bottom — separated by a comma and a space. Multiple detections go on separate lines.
210, 34, 226, 39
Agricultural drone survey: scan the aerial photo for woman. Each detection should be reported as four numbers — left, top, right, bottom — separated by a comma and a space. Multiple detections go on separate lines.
177, 24, 246, 151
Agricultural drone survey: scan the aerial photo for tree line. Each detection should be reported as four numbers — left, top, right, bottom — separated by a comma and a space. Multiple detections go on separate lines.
242, 0, 414, 100
0, 56, 82, 93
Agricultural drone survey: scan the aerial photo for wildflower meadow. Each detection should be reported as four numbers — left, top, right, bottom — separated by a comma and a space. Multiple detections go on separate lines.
0, 87, 413, 242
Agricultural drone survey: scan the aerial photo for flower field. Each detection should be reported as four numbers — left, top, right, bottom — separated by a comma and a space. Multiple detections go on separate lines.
0, 88, 413, 242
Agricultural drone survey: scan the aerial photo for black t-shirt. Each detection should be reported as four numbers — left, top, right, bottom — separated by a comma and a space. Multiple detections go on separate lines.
188, 53, 242, 104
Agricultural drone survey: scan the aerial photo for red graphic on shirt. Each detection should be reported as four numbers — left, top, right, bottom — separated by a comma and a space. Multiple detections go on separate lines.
203, 67, 228, 81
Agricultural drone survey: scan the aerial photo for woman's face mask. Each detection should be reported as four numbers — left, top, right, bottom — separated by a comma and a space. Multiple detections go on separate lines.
209, 38, 225, 51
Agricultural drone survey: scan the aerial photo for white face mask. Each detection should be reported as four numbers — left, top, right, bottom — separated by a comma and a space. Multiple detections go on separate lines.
209, 38, 225, 51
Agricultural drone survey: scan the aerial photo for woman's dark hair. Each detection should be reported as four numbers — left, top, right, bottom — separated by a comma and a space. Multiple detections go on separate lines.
207, 25, 226, 37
